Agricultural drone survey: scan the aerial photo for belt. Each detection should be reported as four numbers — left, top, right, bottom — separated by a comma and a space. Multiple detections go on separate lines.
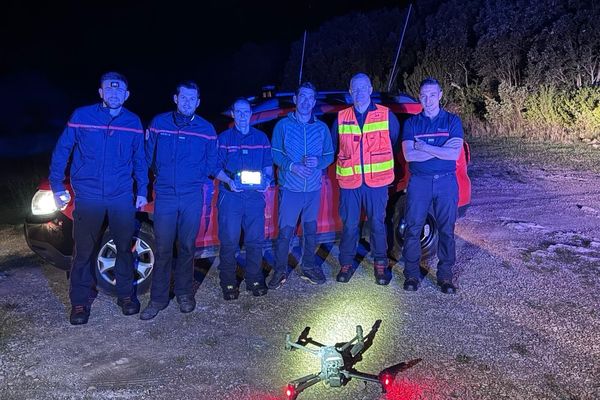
412, 171, 455, 179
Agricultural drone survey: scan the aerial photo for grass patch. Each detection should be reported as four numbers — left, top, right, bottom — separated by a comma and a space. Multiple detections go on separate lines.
466, 135, 600, 173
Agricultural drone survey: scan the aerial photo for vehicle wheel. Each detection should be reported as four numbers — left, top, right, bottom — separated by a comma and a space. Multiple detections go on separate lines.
391, 194, 438, 260
95, 223, 156, 295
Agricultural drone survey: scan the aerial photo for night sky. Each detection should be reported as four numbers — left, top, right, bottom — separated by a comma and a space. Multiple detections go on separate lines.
1, 0, 406, 129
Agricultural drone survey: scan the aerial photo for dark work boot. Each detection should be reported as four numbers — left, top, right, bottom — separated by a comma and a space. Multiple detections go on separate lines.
69, 305, 91, 325
439, 280, 457, 294
177, 294, 196, 313
222, 285, 240, 301
140, 301, 168, 320
336, 264, 355, 283
403, 277, 420, 292
374, 260, 392, 285
267, 269, 288, 290
301, 267, 326, 285
247, 281, 268, 297
117, 297, 140, 316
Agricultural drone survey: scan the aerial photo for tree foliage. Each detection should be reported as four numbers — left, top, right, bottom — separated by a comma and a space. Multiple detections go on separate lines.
282, 0, 600, 141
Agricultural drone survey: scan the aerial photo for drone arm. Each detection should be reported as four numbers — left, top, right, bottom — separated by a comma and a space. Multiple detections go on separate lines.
286, 340, 320, 355
345, 370, 380, 385
290, 373, 322, 395
338, 325, 365, 353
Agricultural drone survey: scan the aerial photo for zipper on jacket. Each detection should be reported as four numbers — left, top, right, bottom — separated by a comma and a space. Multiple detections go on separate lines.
303, 123, 307, 192
102, 118, 111, 198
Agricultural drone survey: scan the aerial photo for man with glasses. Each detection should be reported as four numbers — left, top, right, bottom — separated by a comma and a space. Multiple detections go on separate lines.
331, 73, 400, 285
141, 81, 218, 320
49, 72, 148, 325
215, 98, 273, 300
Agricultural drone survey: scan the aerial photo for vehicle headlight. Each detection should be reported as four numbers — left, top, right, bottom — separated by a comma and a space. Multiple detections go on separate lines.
31, 190, 59, 215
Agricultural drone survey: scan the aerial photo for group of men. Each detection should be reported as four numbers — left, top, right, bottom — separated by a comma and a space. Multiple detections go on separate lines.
49, 71, 464, 326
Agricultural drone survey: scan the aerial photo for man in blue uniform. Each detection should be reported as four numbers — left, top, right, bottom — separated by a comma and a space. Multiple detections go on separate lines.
401, 77, 464, 294
216, 98, 273, 300
141, 81, 218, 320
49, 72, 148, 325
269, 82, 334, 289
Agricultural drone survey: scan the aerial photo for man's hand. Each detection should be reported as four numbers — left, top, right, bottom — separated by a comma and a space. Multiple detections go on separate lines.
53, 190, 71, 209
135, 195, 148, 209
291, 163, 313, 179
414, 138, 428, 151
303, 156, 318, 168
228, 179, 243, 192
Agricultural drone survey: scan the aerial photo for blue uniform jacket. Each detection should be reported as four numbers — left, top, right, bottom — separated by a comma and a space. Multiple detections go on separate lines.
217, 126, 273, 191
402, 108, 464, 176
49, 103, 148, 200
145, 111, 218, 196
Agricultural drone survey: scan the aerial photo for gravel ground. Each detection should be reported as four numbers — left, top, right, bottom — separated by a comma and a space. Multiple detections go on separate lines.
1, 143, 599, 400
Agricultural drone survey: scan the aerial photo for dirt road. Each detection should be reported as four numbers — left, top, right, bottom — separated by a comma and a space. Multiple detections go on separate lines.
1, 140, 599, 400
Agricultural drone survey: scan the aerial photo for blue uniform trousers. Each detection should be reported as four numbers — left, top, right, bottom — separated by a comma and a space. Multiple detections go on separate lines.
402, 173, 458, 281
217, 190, 266, 289
70, 194, 136, 305
274, 189, 320, 272
338, 184, 388, 266
150, 191, 202, 305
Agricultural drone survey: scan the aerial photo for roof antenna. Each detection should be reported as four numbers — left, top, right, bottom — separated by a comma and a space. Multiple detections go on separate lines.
298, 30, 308, 85
386, 3, 413, 92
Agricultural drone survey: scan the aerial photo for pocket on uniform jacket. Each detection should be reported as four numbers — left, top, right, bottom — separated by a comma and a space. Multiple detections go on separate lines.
77, 128, 102, 157
157, 133, 174, 161
118, 134, 133, 162
369, 151, 393, 170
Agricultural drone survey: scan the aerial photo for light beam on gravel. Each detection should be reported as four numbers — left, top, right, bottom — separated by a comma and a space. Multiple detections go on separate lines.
278, 280, 407, 384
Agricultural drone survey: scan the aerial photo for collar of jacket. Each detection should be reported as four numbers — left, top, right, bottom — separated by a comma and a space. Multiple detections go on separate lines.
353, 100, 377, 116
172, 111, 195, 127
288, 111, 316, 125
97, 102, 124, 118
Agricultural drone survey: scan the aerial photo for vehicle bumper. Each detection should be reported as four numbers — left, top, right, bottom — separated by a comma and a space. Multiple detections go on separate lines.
24, 212, 73, 270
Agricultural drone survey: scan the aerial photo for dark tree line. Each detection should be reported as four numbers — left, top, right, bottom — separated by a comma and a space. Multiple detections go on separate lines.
282, 0, 600, 142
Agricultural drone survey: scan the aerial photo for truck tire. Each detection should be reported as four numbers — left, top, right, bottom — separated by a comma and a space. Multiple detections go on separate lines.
95, 223, 156, 295
391, 193, 438, 261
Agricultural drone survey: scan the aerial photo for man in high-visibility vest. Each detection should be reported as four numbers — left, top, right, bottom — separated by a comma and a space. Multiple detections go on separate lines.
331, 73, 400, 285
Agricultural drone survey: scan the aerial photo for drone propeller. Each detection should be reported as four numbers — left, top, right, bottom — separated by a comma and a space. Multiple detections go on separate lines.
296, 326, 325, 348
377, 358, 422, 392
379, 358, 422, 378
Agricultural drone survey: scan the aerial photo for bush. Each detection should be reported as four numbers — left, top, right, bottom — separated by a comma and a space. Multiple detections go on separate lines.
523, 86, 600, 142
484, 82, 528, 136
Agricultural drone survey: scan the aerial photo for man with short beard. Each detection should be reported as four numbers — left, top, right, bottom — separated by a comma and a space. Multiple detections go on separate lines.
268, 82, 334, 289
141, 81, 218, 320
49, 72, 148, 325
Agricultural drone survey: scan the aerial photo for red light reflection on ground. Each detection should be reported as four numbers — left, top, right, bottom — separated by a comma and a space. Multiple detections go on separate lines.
383, 377, 428, 400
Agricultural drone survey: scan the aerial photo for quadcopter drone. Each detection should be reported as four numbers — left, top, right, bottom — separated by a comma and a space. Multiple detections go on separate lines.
283, 320, 420, 400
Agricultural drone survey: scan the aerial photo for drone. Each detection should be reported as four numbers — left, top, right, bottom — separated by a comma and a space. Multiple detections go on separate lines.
283, 320, 421, 400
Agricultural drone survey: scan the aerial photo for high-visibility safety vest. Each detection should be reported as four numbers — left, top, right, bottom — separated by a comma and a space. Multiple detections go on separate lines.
336, 104, 394, 189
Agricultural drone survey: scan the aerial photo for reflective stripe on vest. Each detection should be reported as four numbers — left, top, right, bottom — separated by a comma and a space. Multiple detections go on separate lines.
335, 104, 394, 189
